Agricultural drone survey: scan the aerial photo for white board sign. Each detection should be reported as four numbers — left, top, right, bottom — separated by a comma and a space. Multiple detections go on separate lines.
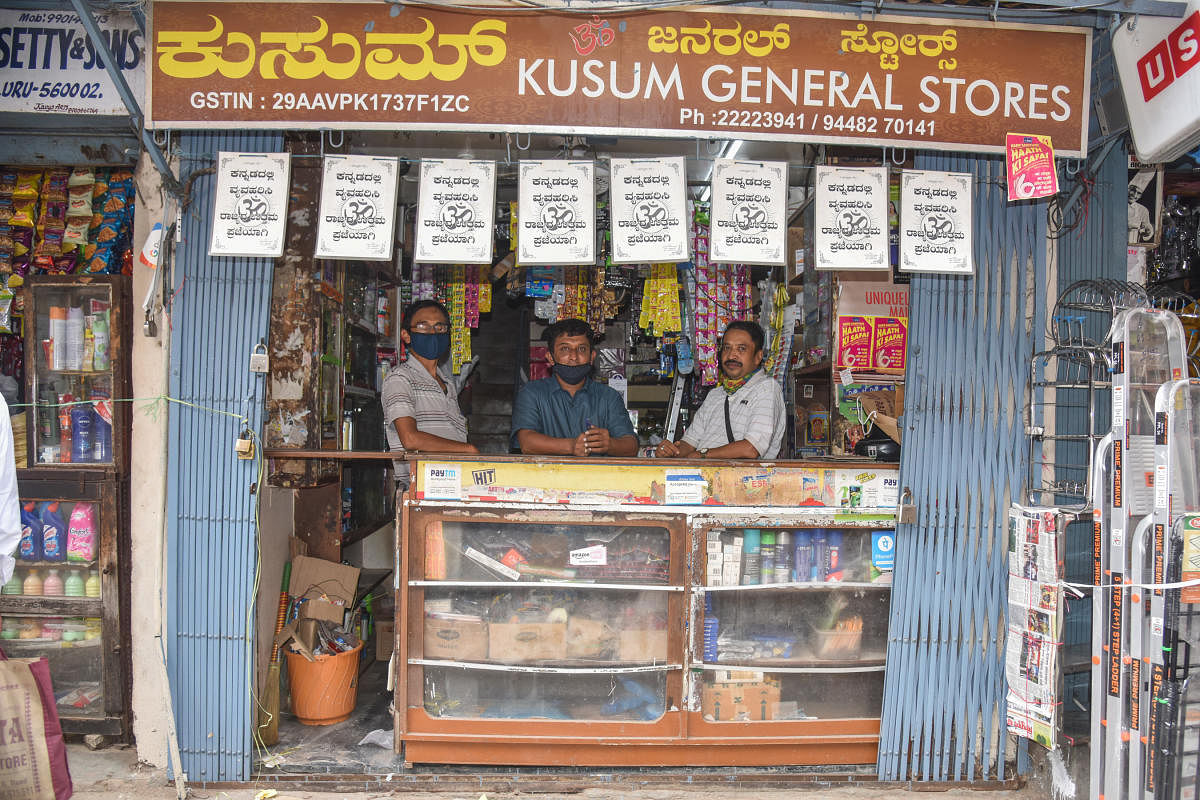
709, 159, 787, 265
610, 157, 689, 264
518, 160, 595, 265
814, 166, 889, 271
208, 152, 291, 258
0, 8, 144, 116
415, 159, 496, 264
315, 155, 399, 261
900, 170, 974, 274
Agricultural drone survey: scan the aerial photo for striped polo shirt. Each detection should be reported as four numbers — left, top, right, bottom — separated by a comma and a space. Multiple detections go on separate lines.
382, 357, 468, 481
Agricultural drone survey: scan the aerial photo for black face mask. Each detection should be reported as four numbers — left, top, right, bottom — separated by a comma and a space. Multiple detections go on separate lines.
552, 362, 592, 385
408, 332, 450, 361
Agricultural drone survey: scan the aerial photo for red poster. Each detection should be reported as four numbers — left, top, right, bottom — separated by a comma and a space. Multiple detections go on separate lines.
1006, 133, 1059, 201
836, 316, 873, 370
871, 317, 907, 372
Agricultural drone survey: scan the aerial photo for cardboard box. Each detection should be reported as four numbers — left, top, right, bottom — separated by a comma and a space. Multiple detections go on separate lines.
701, 679, 782, 721
424, 615, 488, 661
289, 555, 361, 625
566, 617, 617, 659
488, 622, 566, 662
376, 619, 395, 661
626, 384, 672, 405
618, 629, 668, 662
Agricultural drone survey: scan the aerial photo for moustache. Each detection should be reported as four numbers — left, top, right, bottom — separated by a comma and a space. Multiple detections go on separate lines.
724, 360, 742, 367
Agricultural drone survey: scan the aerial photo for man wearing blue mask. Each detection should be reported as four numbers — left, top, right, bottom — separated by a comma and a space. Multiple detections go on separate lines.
511, 318, 638, 457
383, 299, 478, 487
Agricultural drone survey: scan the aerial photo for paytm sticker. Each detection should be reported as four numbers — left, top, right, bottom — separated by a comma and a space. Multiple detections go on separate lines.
423, 463, 462, 500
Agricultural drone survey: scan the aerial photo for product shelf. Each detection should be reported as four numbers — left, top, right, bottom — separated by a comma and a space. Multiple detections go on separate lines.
14, 560, 97, 569
696, 660, 886, 674
0, 596, 102, 616
696, 581, 889, 592
410, 658, 680, 673
412, 580, 682, 591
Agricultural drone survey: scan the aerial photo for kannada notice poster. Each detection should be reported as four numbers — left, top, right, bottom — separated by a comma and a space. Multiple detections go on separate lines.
415, 159, 497, 264
899, 170, 974, 274
1006, 133, 1059, 201
815, 165, 889, 270
315, 154, 400, 260
518, 160, 595, 265
609, 157, 689, 264
208, 152, 291, 258
709, 159, 787, 265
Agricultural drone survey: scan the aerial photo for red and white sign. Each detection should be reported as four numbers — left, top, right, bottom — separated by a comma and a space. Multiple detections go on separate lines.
1114, 0, 1200, 163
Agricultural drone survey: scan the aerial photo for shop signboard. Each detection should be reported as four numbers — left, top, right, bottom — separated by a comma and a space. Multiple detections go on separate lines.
147, 2, 1092, 156
609, 157, 688, 264
0, 8, 144, 116
415, 158, 496, 264
517, 160, 595, 265
710, 159, 787, 265
899, 169, 973, 274
315, 154, 399, 261
209, 151, 290, 257
814, 166, 889, 271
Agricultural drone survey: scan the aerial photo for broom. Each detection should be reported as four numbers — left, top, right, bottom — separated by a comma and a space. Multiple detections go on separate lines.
257, 562, 291, 747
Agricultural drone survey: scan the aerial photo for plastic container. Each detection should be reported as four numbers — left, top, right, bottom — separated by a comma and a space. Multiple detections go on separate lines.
22, 569, 42, 596
69, 405, 93, 463
43, 569, 63, 596
64, 571, 84, 597
62, 618, 85, 643
285, 642, 363, 725
760, 531, 776, 580
824, 531, 843, 582
40, 502, 67, 562
810, 620, 863, 660
18, 501, 42, 562
67, 503, 97, 562
85, 570, 100, 598
1, 573, 21, 595
740, 529, 761, 585
84, 618, 101, 640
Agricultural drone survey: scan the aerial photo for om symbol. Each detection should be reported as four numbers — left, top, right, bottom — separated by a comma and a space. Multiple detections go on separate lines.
734, 204, 767, 231
634, 201, 668, 230
922, 213, 954, 242
343, 199, 377, 227
541, 204, 575, 231
837, 210, 871, 238
441, 202, 474, 230
236, 195, 269, 224
570, 16, 616, 56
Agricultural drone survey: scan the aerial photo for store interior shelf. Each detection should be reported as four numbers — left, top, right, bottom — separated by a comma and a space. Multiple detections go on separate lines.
342, 515, 393, 549
410, 658, 680, 674
0, 596, 102, 616
792, 360, 832, 378
412, 580, 681, 591
697, 660, 886, 674
15, 560, 97, 569
697, 581, 890, 592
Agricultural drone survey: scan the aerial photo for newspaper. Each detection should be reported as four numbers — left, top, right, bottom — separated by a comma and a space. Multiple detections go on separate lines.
1005, 505, 1064, 749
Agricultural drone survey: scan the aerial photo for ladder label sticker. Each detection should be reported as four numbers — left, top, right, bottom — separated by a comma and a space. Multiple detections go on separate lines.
1113, 443, 1123, 508
1113, 340, 1124, 375
1154, 464, 1168, 510
1154, 523, 1166, 596
1130, 658, 1141, 730
1108, 572, 1123, 698
1155, 411, 1167, 445
1113, 385, 1125, 428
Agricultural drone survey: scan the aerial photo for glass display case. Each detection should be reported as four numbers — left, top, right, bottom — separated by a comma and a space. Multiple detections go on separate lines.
401, 511, 686, 750
693, 526, 893, 724
0, 477, 124, 734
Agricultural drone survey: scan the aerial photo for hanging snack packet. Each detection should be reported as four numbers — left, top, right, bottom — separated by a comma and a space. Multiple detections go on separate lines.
68, 167, 94, 187
13, 170, 42, 199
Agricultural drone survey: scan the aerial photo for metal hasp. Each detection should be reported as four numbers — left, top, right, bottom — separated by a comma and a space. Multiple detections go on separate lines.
65, 0, 181, 195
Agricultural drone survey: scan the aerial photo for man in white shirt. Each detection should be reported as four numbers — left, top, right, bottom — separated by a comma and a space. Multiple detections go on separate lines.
654, 320, 786, 460
0, 395, 20, 583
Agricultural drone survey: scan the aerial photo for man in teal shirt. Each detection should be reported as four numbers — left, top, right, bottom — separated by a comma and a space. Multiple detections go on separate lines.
511, 318, 639, 456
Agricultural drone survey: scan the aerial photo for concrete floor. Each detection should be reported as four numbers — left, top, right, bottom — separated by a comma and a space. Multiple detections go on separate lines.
68, 743, 1058, 799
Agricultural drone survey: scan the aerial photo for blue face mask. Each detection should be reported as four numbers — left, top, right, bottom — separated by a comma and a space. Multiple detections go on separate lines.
553, 362, 592, 385
408, 332, 450, 361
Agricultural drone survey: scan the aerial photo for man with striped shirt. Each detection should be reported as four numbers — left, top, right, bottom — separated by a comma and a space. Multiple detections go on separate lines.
382, 299, 477, 487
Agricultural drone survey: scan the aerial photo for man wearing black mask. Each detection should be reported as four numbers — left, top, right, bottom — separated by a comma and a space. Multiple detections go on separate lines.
511, 318, 638, 456
383, 299, 478, 487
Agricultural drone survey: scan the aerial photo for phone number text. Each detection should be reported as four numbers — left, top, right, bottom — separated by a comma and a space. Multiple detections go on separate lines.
681, 108, 937, 137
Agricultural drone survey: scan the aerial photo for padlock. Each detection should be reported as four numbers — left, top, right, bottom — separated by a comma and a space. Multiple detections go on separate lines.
235, 432, 255, 460
249, 343, 269, 373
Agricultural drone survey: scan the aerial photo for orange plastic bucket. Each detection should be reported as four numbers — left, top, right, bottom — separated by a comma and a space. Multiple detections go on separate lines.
285, 642, 363, 725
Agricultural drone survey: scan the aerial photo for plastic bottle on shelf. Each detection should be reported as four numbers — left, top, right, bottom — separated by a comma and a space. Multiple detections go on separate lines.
0, 618, 15, 640
57, 393, 73, 462
85, 570, 100, 598
18, 501, 42, 562
61, 618, 84, 643
65, 306, 85, 370
91, 396, 112, 463
18, 618, 41, 639
41, 619, 62, 641
740, 529, 761, 585
2, 572, 21, 595
37, 384, 59, 463
84, 618, 101, 640
824, 531, 844, 582
69, 404, 93, 463
774, 531, 792, 584
63, 570, 84, 597
42, 568, 63, 596
811, 530, 827, 582
48, 306, 67, 370
67, 503, 97, 562
22, 569, 43, 596
793, 530, 812, 583
92, 313, 110, 371
39, 502, 67, 562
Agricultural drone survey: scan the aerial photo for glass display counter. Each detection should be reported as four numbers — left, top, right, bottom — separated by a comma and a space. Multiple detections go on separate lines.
396, 456, 899, 766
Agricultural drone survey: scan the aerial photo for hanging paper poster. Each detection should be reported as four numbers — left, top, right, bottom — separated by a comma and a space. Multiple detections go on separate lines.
518, 160, 595, 265
315, 154, 399, 261
1006, 133, 1059, 201
415, 159, 496, 264
899, 170, 974, 274
208, 152, 291, 258
610, 157, 688, 264
814, 166, 889, 271
871, 317, 908, 372
836, 316, 873, 370
709, 159, 787, 265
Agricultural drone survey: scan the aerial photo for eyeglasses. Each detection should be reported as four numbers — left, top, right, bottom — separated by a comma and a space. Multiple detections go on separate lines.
410, 322, 449, 334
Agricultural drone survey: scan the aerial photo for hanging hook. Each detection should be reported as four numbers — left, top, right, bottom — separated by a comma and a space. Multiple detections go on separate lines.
325, 129, 344, 150
514, 132, 532, 151
1064, 159, 1080, 176
504, 133, 513, 166
152, 129, 169, 147
705, 139, 723, 156
891, 147, 907, 165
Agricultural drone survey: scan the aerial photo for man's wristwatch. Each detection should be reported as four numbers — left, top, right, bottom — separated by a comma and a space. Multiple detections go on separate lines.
697, 448, 709, 458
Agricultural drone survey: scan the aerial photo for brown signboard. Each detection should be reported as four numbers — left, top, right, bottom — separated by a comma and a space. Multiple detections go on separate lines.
148, 1, 1092, 155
